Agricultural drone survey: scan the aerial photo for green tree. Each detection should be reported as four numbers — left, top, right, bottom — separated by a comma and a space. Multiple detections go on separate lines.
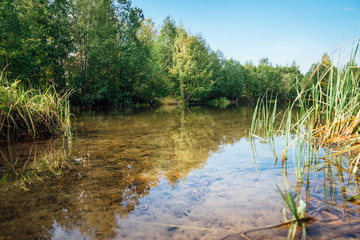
153, 16, 178, 95
243, 61, 258, 101
66, 0, 137, 105
277, 61, 302, 100
170, 28, 213, 101
211, 59, 246, 100
133, 18, 169, 103
0, 0, 64, 86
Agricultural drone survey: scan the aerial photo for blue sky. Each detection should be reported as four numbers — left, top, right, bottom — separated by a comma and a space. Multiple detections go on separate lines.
131, 0, 360, 73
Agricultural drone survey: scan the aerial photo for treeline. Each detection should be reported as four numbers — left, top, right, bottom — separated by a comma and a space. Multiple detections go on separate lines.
0, 0, 330, 106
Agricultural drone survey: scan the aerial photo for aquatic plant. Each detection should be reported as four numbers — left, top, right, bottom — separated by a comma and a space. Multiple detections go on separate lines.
287, 41, 360, 176
250, 92, 294, 140
252, 39, 360, 177
250, 39, 360, 239
0, 70, 72, 142
277, 184, 308, 240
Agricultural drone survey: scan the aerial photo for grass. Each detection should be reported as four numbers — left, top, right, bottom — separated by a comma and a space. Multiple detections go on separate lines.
0, 70, 72, 142
250, 92, 293, 140
251, 40, 360, 178
251, 39, 360, 238
291, 42, 360, 176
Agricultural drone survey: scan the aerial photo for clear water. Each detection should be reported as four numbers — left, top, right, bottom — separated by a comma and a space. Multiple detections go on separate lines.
0, 105, 359, 239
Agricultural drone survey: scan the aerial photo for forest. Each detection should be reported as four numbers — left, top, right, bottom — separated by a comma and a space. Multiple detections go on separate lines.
0, 0, 332, 107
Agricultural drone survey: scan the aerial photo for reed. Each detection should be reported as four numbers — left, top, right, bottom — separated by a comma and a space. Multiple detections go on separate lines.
250, 92, 283, 138
251, 40, 360, 178
290, 41, 360, 175
0, 71, 72, 142
249, 40, 360, 240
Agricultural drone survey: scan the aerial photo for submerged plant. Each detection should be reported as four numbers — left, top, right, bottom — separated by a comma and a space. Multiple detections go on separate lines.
276, 184, 309, 240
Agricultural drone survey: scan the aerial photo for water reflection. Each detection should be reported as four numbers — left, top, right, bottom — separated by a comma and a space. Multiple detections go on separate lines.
0, 138, 72, 191
0, 106, 255, 239
0, 105, 359, 239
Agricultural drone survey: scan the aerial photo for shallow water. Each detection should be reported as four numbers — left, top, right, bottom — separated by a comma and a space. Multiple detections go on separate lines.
0, 105, 359, 239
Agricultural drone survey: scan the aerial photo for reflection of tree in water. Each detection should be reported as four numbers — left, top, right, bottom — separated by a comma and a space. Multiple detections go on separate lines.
0, 152, 160, 239
0, 105, 254, 239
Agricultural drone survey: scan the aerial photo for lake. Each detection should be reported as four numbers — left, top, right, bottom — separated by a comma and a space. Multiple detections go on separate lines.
0, 105, 359, 239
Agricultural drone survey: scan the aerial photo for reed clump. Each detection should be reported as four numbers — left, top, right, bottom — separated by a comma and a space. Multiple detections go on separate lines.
292, 43, 360, 175
251, 40, 360, 176
0, 72, 71, 142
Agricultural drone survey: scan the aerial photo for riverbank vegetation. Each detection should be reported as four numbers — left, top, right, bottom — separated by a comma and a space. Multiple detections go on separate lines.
252, 40, 360, 168
251, 42, 360, 238
0, 71, 71, 142
1, 0, 311, 108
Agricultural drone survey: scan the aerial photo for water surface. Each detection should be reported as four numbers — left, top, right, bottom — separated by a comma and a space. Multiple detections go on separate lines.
1, 105, 359, 239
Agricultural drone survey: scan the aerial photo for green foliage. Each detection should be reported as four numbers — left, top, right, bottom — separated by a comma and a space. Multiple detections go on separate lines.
153, 16, 177, 95
169, 27, 213, 101
210, 59, 246, 100
0, 0, 304, 107
208, 97, 230, 107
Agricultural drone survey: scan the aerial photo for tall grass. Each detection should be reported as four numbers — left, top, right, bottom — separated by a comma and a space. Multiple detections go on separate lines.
0, 71, 72, 142
251, 40, 360, 177
250, 93, 283, 139
292, 42, 360, 175
249, 39, 360, 239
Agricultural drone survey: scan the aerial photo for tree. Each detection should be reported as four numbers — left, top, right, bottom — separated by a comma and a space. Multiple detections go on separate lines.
152, 16, 178, 95
259, 57, 272, 66
133, 18, 169, 103
0, 0, 62, 86
210, 58, 246, 100
66, 0, 137, 105
170, 28, 213, 101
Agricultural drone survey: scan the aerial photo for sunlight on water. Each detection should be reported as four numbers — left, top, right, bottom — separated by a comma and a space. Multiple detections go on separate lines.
1, 105, 359, 239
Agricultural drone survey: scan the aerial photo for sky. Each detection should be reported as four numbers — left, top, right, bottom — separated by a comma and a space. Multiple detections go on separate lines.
131, 0, 360, 73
